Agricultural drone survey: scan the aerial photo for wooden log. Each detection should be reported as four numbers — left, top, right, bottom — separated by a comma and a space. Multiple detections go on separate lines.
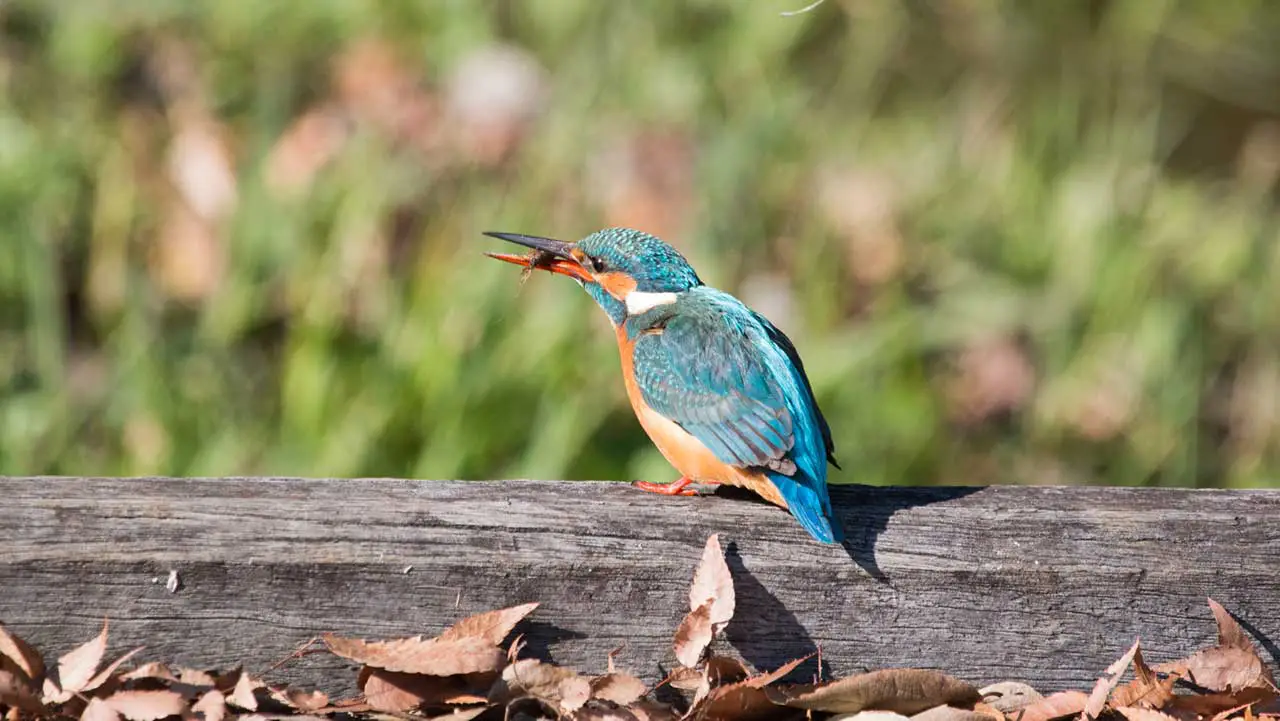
1, 477, 1277, 696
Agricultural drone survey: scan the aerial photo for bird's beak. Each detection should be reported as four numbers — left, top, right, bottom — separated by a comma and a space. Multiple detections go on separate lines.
482, 231, 594, 283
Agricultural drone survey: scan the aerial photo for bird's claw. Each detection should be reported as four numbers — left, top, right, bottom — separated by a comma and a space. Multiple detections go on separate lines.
631, 477, 719, 497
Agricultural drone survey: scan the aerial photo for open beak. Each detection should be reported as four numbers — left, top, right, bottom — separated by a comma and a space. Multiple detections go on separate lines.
482, 231, 594, 283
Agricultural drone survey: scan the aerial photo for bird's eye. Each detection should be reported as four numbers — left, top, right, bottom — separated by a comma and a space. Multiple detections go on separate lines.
587, 256, 607, 273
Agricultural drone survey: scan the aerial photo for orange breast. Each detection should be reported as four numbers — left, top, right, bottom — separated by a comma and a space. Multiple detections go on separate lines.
615, 326, 787, 509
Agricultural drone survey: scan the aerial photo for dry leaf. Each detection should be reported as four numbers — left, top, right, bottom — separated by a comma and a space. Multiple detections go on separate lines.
1166, 688, 1277, 718
84, 647, 146, 693
360, 669, 479, 713
425, 708, 489, 721
689, 535, 735, 631
673, 603, 714, 668
744, 654, 814, 689
1114, 708, 1180, 721
776, 669, 981, 715
695, 682, 781, 721
229, 672, 258, 710
1169, 647, 1269, 693
120, 664, 178, 683
629, 699, 682, 721
82, 697, 121, 721
177, 668, 217, 687
590, 673, 647, 705
491, 658, 588, 712
192, 690, 226, 721
1209, 599, 1253, 651
979, 683, 1042, 713
1110, 647, 1174, 709
439, 603, 540, 647
1014, 691, 1088, 721
268, 686, 328, 712
1085, 639, 1142, 718
667, 666, 706, 691
45, 619, 110, 703
0, 624, 45, 683
105, 689, 187, 721
830, 712, 910, 721
560, 676, 592, 712
705, 656, 751, 686
324, 634, 504, 677
0, 669, 44, 713
912, 706, 993, 721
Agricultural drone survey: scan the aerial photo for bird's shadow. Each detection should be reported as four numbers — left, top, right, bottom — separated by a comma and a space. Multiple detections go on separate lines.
722, 541, 830, 681
713, 483, 983, 582
830, 484, 983, 582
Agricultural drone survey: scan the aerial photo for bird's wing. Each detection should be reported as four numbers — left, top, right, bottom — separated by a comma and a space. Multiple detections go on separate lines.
631, 311, 797, 473
753, 311, 839, 470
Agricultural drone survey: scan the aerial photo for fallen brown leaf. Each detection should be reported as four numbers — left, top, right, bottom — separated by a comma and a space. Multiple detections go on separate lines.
689, 535, 735, 632
0, 669, 44, 713
84, 647, 146, 694
629, 698, 682, 721
490, 658, 587, 712
44, 619, 110, 703
1013, 690, 1088, 721
673, 603, 714, 668
1085, 639, 1141, 718
323, 634, 504, 676
1167, 647, 1270, 694
192, 690, 226, 721
360, 668, 483, 713
591, 673, 647, 705
178, 668, 217, 687
744, 654, 815, 689
913, 705, 996, 721
1209, 599, 1253, 652
439, 603, 540, 647
425, 708, 489, 721
120, 664, 178, 683
1166, 688, 1276, 718
775, 669, 981, 715
979, 683, 1042, 713
705, 657, 752, 686
0, 624, 44, 683
1110, 646, 1174, 709
268, 686, 328, 712
832, 713, 911, 721
1114, 707, 1181, 721
229, 671, 258, 710
82, 697, 121, 721
560, 676, 593, 712
693, 681, 779, 721
105, 689, 187, 721
667, 666, 706, 692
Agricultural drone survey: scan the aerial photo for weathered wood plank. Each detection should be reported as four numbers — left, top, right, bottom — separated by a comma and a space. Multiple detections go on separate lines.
1, 477, 1277, 696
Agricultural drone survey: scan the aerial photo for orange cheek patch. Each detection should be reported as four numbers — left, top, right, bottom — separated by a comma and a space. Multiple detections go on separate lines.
597, 272, 638, 299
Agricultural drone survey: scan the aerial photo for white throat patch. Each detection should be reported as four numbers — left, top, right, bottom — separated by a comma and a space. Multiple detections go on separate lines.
625, 291, 679, 315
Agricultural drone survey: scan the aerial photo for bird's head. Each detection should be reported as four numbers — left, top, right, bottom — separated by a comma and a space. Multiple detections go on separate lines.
484, 227, 703, 324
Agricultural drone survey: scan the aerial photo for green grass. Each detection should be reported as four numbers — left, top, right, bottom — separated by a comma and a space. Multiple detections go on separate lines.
2, 0, 1279, 488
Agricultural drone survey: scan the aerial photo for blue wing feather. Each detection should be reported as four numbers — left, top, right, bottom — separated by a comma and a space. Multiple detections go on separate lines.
630, 289, 841, 543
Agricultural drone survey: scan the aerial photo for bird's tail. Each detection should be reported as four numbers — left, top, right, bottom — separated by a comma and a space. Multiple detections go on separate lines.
769, 473, 843, 545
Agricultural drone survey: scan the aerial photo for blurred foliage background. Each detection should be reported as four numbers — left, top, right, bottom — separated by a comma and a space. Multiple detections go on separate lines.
2, 0, 1279, 488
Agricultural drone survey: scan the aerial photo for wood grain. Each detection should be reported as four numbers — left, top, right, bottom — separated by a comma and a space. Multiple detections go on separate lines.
1, 477, 1277, 696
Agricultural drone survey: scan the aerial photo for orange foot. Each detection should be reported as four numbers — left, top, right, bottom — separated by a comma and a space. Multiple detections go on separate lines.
631, 476, 719, 497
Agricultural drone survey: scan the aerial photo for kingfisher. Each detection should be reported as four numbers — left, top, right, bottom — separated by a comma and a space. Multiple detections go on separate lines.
483, 227, 842, 544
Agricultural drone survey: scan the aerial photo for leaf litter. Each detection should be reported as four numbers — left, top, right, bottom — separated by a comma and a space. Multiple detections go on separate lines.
0, 536, 1275, 721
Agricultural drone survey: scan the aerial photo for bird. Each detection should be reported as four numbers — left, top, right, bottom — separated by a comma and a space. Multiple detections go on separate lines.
483, 227, 843, 544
